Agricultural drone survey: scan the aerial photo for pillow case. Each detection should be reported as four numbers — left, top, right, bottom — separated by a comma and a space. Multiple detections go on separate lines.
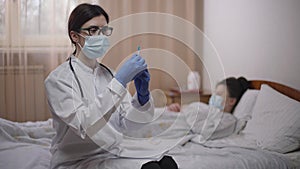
233, 89, 260, 120
233, 89, 259, 133
242, 84, 300, 153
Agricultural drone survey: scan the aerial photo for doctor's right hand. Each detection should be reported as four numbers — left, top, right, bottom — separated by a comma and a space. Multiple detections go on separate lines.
115, 54, 147, 87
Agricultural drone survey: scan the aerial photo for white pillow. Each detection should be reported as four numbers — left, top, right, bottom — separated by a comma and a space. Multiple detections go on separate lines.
233, 89, 260, 120
233, 89, 259, 133
242, 84, 300, 153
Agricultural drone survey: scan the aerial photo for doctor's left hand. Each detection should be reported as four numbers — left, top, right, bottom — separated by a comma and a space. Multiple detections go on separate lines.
134, 69, 150, 106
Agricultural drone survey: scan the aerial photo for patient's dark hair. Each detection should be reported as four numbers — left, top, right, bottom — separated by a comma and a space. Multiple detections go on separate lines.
217, 77, 250, 112
68, 3, 109, 55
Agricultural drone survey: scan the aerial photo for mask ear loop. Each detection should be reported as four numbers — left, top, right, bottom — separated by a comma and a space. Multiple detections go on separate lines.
77, 42, 83, 49
77, 32, 86, 43
75, 33, 86, 56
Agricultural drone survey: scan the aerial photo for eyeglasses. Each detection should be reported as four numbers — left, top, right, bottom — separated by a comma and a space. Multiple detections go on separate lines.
79, 25, 113, 36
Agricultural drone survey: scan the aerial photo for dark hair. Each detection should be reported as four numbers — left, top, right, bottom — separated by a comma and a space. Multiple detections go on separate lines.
217, 77, 249, 112
68, 3, 109, 55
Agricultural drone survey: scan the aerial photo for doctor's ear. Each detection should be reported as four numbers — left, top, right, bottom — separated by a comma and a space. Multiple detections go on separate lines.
70, 31, 80, 43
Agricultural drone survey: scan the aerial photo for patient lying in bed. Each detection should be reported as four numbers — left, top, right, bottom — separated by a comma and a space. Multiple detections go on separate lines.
124, 77, 250, 141
124, 102, 237, 140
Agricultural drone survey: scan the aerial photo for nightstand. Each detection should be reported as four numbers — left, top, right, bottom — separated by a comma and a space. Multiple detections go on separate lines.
165, 88, 211, 105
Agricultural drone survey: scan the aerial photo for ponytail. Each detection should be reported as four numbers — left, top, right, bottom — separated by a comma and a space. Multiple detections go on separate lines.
237, 77, 250, 95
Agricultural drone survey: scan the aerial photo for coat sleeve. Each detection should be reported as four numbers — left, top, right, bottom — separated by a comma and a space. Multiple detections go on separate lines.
45, 72, 127, 139
108, 93, 155, 133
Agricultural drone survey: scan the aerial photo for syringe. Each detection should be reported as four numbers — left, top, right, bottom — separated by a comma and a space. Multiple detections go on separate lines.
137, 45, 141, 56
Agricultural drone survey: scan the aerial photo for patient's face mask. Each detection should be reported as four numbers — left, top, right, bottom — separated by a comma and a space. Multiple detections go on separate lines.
209, 94, 224, 110
78, 34, 110, 59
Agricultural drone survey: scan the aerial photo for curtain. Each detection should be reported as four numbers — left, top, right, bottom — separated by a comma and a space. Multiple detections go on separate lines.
0, 0, 77, 121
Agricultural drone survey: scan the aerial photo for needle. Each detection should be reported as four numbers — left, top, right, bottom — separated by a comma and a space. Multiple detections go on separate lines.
137, 45, 141, 56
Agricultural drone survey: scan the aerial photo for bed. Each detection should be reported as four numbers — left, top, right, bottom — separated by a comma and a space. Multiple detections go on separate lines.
0, 80, 300, 169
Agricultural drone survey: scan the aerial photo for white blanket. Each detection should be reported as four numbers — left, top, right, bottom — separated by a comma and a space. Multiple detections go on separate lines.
0, 107, 297, 169
98, 134, 295, 169
124, 102, 236, 140
107, 103, 295, 169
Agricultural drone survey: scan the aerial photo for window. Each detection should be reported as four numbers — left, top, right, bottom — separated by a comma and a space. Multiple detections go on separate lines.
0, 0, 78, 47
20, 0, 76, 36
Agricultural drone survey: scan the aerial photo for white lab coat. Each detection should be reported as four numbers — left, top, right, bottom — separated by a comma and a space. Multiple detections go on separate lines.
45, 56, 154, 169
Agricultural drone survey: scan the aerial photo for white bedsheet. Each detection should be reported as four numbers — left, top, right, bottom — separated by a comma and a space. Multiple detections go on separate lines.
283, 150, 300, 168
169, 142, 295, 169
0, 118, 54, 169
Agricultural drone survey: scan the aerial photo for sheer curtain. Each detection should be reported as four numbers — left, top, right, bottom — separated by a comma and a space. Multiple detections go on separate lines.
0, 0, 77, 121
0, 0, 203, 121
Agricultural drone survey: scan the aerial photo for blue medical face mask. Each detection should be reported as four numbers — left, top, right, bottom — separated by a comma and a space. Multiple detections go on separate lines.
209, 94, 224, 110
78, 34, 110, 59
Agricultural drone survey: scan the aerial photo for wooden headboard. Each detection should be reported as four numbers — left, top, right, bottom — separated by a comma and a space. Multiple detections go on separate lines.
249, 80, 300, 102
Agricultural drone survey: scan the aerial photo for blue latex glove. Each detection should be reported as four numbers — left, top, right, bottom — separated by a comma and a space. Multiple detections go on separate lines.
115, 54, 147, 87
134, 69, 150, 106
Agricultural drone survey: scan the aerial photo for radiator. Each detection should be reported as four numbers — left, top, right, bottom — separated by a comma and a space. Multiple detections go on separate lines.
0, 65, 51, 122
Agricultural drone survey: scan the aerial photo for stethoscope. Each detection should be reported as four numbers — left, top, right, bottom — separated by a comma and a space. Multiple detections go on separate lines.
68, 57, 113, 98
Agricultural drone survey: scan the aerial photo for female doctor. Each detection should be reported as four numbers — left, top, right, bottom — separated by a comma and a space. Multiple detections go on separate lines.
45, 3, 154, 169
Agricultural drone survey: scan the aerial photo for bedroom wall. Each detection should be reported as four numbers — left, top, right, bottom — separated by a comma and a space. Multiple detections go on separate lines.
201, 0, 300, 91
